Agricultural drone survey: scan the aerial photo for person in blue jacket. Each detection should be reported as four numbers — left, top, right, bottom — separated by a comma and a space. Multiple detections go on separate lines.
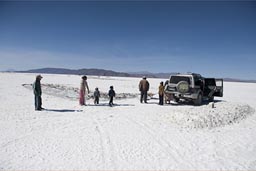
108, 86, 115, 107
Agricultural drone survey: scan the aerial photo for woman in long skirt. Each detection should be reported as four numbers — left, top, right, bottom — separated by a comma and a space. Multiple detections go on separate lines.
79, 75, 89, 105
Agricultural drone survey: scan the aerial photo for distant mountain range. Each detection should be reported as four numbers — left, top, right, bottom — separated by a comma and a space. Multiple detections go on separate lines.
16, 67, 178, 79
8, 67, 256, 83
18, 68, 131, 77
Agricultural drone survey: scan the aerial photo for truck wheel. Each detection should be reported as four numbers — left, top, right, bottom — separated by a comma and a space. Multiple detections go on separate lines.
174, 97, 180, 103
194, 93, 202, 106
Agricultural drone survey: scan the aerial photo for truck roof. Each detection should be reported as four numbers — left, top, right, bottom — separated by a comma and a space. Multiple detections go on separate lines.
170, 73, 202, 78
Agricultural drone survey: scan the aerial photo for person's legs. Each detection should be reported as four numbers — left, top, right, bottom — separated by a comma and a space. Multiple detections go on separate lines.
140, 91, 144, 103
95, 96, 99, 104
111, 96, 113, 105
144, 91, 148, 103
159, 95, 163, 105
109, 96, 113, 106
38, 96, 42, 109
79, 90, 85, 105
159, 94, 161, 105
35, 95, 42, 110
35, 95, 38, 110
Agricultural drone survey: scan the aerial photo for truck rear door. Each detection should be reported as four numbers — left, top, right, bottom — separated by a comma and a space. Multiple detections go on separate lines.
204, 78, 223, 97
214, 79, 223, 97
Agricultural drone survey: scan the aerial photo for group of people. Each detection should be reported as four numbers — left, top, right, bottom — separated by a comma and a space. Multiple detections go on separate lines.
138, 76, 165, 105
33, 75, 166, 111
79, 75, 116, 107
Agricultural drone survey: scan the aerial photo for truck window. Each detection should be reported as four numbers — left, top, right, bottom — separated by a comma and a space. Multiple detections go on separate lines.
170, 76, 191, 84
205, 78, 216, 86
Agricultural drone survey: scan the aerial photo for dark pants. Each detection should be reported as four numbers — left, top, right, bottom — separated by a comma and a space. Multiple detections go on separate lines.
94, 96, 99, 104
159, 94, 164, 105
140, 91, 148, 103
35, 95, 42, 110
109, 96, 114, 106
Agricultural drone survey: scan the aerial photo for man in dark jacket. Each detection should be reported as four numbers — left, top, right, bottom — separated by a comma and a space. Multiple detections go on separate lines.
139, 76, 150, 103
33, 75, 43, 111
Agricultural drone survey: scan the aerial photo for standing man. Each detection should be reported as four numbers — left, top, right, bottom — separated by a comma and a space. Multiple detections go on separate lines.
33, 75, 44, 111
139, 76, 150, 103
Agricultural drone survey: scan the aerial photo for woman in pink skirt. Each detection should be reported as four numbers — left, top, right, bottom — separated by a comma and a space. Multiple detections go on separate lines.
79, 75, 90, 105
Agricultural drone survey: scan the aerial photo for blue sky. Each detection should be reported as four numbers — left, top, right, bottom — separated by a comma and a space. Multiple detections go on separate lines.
0, 1, 255, 79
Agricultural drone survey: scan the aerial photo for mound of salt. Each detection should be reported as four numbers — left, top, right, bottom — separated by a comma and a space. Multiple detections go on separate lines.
162, 102, 255, 129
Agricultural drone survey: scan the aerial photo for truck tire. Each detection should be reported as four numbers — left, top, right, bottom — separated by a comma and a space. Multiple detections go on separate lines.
174, 97, 180, 103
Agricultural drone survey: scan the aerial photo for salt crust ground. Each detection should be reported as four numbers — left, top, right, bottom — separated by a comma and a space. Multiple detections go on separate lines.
22, 83, 254, 130
0, 72, 256, 170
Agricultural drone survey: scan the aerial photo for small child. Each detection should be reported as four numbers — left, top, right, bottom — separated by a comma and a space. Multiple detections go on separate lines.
93, 87, 100, 104
108, 86, 115, 107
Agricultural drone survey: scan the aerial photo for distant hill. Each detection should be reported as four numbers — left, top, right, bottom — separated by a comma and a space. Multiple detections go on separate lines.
18, 68, 179, 79
18, 68, 132, 77
16, 67, 256, 83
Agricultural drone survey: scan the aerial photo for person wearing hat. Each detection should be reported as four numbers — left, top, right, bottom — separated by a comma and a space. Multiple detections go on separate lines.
158, 81, 164, 105
79, 75, 90, 105
33, 75, 44, 111
139, 76, 150, 103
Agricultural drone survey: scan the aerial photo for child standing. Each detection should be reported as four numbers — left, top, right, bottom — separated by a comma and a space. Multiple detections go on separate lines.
93, 87, 100, 104
158, 81, 164, 105
108, 86, 115, 107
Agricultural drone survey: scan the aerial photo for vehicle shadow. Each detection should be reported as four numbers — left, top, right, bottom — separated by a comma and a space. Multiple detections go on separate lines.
202, 99, 225, 105
163, 99, 225, 106
212, 99, 225, 103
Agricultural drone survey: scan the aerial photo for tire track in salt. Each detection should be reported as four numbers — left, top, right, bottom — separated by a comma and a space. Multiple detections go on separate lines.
71, 126, 89, 167
0, 118, 75, 153
122, 114, 196, 168
88, 113, 117, 169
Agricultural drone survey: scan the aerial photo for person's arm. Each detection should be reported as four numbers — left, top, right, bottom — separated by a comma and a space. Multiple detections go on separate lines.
139, 80, 142, 91
85, 81, 89, 93
33, 82, 37, 95
38, 83, 42, 96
